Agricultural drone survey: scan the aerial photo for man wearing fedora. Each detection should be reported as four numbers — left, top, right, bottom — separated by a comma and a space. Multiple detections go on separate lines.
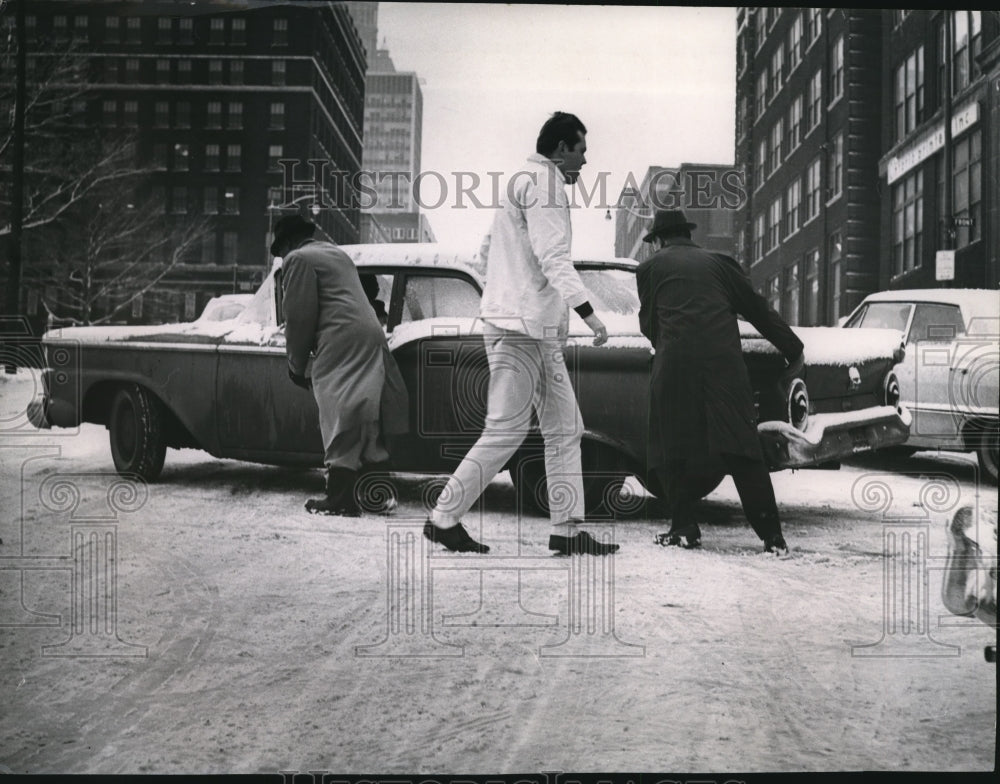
636, 209, 804, 555
272, 213, 408, 516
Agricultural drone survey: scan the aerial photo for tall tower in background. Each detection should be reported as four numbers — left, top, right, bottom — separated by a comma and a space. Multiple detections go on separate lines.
346, 2, 434, 243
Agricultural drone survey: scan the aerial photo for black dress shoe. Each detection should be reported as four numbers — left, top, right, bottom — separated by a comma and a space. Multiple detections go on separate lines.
655, 523, 702, 549
549, 530, 619, 556
764, 534, 790, 556
423, 520, 489, 553
305, 493, 360, 517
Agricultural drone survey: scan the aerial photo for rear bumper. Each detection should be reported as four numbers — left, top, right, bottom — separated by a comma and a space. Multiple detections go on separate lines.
758, 405, 912, 469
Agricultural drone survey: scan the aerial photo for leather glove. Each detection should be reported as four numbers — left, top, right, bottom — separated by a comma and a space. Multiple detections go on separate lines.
288, 368, 312, 390
781, 352, 805, 382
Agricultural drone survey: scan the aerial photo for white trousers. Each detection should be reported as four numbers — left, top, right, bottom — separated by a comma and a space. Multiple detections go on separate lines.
433, 323, 586, 525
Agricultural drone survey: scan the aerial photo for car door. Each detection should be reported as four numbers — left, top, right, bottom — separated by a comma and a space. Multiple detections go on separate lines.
386, 270, 488, 471
906, 302, 966, 443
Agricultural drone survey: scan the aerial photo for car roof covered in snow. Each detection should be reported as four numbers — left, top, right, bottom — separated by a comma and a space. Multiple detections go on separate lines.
857, 288, 999, 313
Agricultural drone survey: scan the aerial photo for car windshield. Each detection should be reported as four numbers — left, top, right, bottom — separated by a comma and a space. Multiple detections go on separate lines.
844, 302, 912, 331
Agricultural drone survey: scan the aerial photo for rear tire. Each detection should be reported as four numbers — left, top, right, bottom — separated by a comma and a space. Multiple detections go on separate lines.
976, 431, 999, 485
108, 384, 167, 481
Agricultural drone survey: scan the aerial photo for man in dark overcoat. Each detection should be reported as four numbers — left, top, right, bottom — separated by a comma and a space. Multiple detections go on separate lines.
636, 209, 804, 554
272, 214, 408, 516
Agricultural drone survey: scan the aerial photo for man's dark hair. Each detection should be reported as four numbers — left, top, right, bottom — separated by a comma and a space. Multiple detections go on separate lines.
536, 111, 587, 156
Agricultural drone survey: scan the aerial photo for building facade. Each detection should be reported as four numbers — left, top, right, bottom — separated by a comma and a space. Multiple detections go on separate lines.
614, 164, 738, 263
5, 0, 366, 324
736, 8, 883, 327
878, 10, 998, 290
347, 2, 433, 243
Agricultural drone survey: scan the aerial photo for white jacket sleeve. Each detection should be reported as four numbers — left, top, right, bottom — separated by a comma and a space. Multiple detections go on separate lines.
523, 172, 590, 309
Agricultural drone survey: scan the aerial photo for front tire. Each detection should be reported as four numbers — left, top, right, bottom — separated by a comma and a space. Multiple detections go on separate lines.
976, 431, 999, 485
108, 384, 167, 481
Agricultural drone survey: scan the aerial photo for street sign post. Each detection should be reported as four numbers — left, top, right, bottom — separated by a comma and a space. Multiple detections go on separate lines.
935, 249, 955, 281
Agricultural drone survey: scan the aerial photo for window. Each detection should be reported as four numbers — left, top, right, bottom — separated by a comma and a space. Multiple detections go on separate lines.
73, 15, 88, 43
124, 58, 139, 83
105, 16, 119, 42
769, 120, 783, 175
952, 11, 982, 95
226, 144, 242, 172
177, 59, 191, 83
268, 145, 283, 172
785, 180, 801, 236
806, 156, 821, 221
783, 263, 800, 325
178, 18, 193, 44
756, 139, 767, 189
400, 275, 482, 324
269, 102, 285, 129
768, 196, 782, 251
755, 8, 767, 52
155, 58, 169, 83
273, 18, 288, 46
806, 69, 822, 131
753, 213, 765, 263
154, 101, 169, 127
231, 18, 246, 45
151, 186, 166, 215
272, 60, 286, 85
210, 18, 225, 44
123, 100, 138, 126
788, 95, 803, 152
895, 46, 924, 142
891, 169, 923, 277
185, 293, 198, 320
152, 143, 168, 170
829, 35, 844, 103
826, 132, 843, 201
126, 17, 140, 44
767, 276, 780, 311
209, 59, 223, 85
157, 18, 171, 44
172, 143, 190, 172
176, 101, 191, 129
102, 99, 116, 125
207, 101, 221, 128
737, 95, 749, 140
756, 69, 768, 118
803, 249, 820, 326
171, 185, 187, 215
908, 304, 965, 343
223, 232, 238, 264
227, 101, 243, 129
205, 144, 220, 172
829, 233, 842, 320
230, 60, 243, 85
200, 233, 215, 264
788, 13, 803, 72
806, 7, 822, 48
952, 128, 982, 247
204, 187, 218, 214
770, 46, 784, 100
53, 15, 68, 42
222, 187, 240, 215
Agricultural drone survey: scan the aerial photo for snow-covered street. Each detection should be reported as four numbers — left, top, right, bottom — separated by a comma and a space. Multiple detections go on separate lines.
1, 370, 996, 774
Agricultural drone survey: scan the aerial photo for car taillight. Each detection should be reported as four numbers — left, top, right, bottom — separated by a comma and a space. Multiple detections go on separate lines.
883, 371, 901, 409
788, 378, 809, 431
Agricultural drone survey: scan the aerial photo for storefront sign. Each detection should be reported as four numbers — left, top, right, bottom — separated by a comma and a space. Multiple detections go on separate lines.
886, 101, 979, 185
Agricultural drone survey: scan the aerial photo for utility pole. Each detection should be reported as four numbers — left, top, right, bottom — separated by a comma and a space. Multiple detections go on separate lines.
5, 0, 26, 316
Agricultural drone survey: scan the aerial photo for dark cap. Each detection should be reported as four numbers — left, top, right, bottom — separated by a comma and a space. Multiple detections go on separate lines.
270, 214, 316, 256
642, 209, 698, 243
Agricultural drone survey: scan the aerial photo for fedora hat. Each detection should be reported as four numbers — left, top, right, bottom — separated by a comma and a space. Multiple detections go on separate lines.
642, 209, 698, 243
270, 213, 316, 256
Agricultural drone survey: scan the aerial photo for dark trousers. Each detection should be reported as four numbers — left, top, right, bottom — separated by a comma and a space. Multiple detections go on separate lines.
657, 453, 782, 541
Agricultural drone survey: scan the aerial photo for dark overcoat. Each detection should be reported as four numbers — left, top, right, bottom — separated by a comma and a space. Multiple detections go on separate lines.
636, 237, 803, 469
281, 240, 408, 467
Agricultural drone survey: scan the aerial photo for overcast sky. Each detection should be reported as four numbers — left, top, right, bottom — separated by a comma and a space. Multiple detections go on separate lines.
376, 3, 738, 257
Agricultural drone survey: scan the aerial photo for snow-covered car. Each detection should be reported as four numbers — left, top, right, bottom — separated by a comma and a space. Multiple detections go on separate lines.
28, 243, 911, 514
195, 294, 254, 323
842, 288, 999, 483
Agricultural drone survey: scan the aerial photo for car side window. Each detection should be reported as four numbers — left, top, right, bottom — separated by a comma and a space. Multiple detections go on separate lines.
400, 274, 481, 324
907, 303, 965, 343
